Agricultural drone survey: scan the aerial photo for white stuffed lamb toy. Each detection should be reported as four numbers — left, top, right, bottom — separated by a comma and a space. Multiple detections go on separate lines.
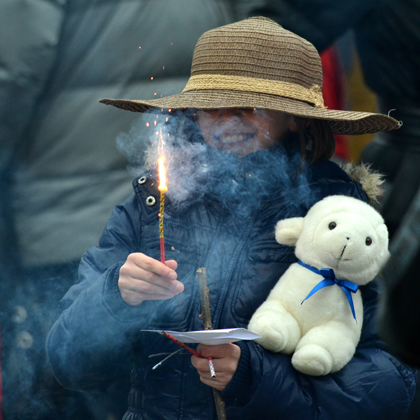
248, 195, 390, 376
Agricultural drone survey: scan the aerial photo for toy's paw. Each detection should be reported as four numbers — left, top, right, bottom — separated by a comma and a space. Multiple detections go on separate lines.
248, 315, 296, 354
292, 344, 333, 376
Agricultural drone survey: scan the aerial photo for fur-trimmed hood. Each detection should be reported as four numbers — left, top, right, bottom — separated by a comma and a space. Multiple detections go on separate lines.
341, 163, 385, 204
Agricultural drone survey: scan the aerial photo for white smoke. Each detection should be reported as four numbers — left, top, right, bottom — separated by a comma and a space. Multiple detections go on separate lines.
116, 109, 312, 212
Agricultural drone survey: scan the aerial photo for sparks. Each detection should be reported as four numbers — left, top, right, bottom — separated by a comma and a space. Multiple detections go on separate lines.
157, 126, 167, 264
158, 156, 167, 193
158, 155, 167, 264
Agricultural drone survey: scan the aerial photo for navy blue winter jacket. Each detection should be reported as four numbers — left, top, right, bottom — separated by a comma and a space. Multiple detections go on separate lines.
46, 159, 416, 419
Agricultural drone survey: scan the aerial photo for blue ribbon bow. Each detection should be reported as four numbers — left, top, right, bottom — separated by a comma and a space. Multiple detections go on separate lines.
297, 260, 359, 322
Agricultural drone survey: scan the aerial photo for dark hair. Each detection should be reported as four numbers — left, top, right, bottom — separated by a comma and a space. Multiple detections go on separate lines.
294, 117, 336, 163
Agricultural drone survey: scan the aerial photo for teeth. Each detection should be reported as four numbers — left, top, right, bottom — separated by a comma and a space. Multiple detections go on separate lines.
218, 134, 251, 143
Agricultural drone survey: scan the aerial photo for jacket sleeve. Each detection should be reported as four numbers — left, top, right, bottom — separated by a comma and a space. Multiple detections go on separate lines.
0, 0, 67, 268
46, 192, 161, 391
222, 280, 417, 420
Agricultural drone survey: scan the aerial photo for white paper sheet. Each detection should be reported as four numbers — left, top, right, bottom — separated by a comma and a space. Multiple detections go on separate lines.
142, 328, 261, 345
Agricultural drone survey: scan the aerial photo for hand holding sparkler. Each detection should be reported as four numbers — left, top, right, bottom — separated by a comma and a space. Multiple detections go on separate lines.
118, 141, 181, 306
118, 253, 183, 306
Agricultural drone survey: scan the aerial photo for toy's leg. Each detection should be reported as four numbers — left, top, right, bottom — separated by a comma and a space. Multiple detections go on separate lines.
292, 321, 358, 376
248, 301, 301, 354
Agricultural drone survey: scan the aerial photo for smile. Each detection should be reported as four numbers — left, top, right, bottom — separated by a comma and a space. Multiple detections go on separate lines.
214, 133, 255, 144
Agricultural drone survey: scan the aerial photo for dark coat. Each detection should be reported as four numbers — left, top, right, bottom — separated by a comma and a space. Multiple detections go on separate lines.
47, 159, 416, 419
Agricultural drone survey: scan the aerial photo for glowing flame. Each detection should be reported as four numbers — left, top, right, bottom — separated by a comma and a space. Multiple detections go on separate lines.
158, 156, 167, 192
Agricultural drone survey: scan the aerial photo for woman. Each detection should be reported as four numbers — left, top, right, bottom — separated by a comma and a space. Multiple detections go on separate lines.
47, 17, 414, 420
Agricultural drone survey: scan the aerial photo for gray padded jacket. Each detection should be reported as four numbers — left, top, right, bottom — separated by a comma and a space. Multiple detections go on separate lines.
1, 0, 237, 267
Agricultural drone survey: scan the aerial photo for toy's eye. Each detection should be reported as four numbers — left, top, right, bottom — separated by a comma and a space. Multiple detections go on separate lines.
366, 237, 372, 246
328, 222, 337, 230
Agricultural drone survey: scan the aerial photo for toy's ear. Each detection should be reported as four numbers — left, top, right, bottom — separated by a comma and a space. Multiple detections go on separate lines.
377, 224, 391, 265
275, 217, 304, 246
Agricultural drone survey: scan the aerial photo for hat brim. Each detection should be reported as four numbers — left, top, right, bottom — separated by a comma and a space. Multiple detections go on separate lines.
99, 90, 400, 135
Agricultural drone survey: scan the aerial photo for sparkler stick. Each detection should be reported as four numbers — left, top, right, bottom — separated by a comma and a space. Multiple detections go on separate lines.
150, 348, 183, 370
162, 331, 201, 358
158, 156, 167, 264
160, 331, 216, 379
208, 357, 216, 379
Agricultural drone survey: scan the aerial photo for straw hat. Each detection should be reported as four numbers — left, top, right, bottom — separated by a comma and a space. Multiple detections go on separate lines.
100, 16, 399, 135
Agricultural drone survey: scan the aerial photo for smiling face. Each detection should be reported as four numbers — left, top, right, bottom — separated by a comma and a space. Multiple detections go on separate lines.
195, 108, 294, 157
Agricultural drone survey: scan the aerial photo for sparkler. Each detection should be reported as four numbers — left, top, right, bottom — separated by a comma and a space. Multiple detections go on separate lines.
157, 124, 168, 264
159, 331, 216, 379
158, 155, 167, 264
162, 331, 201, 357
150, 348, 183, 370
208, 357, 216, 379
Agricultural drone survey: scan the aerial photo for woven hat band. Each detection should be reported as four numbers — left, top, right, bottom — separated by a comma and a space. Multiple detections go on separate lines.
182, 74, 326, 109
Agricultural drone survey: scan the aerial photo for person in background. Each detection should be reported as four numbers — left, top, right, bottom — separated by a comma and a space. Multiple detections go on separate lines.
378, 184, 420, 367
0, 1, 239, 418
319, 45, 349, 160
47, 17, 415, 420
248, 0, 420, 240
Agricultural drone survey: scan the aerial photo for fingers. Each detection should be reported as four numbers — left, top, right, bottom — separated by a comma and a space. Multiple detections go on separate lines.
190, 344, 241, 391
198, 369, 231, 391
193, 345, 240, 376
118, 253, 184, 306
165, 259, 178, 271
129, 253, 177, 279
197, 343, 238, 358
